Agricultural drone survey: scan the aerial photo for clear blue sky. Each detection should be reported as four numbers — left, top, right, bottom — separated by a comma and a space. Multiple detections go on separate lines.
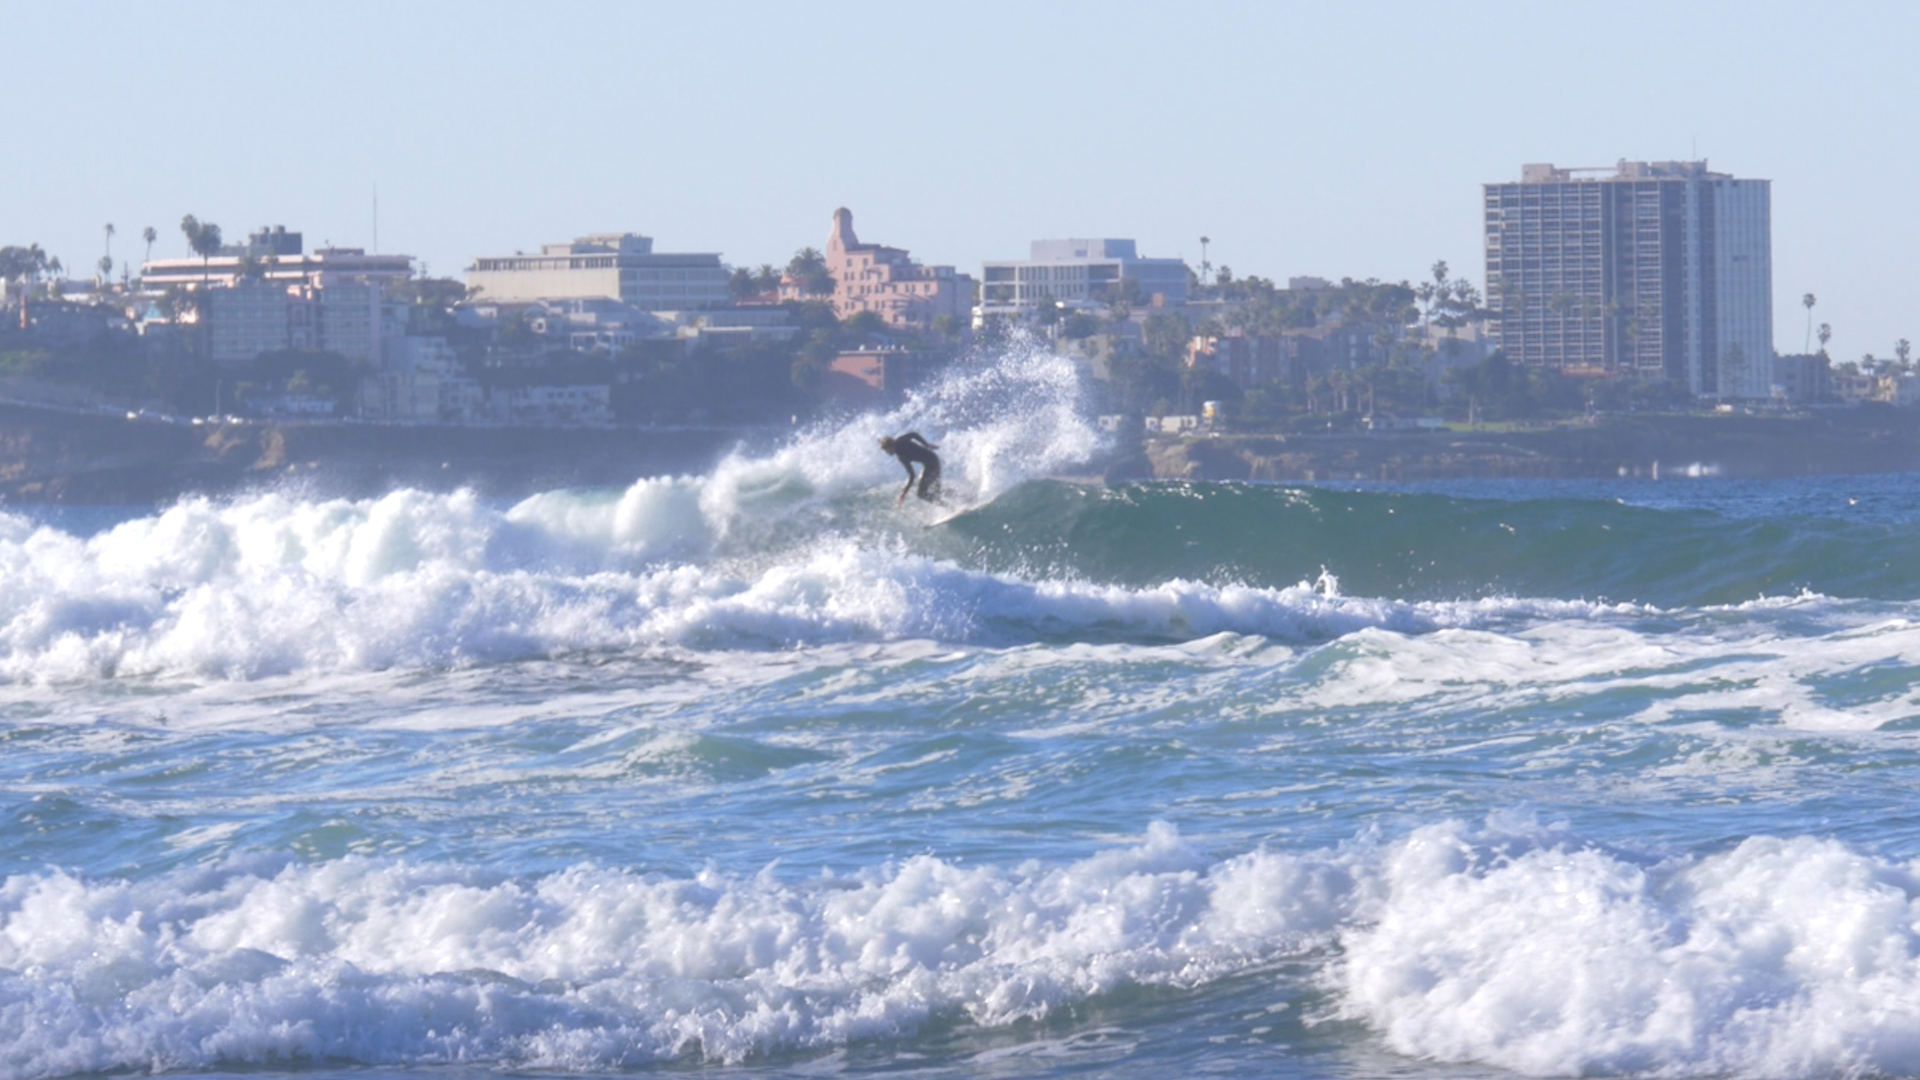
4, 0, 1912, 360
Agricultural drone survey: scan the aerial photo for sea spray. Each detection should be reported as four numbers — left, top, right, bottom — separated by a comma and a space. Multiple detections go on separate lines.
0, 825, 1352, 1076
10, 357, 1920, 1080
13, 821, 1920, 1077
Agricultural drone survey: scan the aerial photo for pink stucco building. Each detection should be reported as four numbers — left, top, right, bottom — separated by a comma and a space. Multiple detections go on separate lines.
784, 208, 974, 331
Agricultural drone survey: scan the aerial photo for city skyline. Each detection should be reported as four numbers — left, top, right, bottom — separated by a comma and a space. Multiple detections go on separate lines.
2, 0, 1913, 364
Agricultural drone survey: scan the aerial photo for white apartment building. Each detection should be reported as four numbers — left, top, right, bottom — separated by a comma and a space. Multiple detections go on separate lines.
490, 383, 612, 426
146, 227, 412, 367
360, 336, 481, 423
980, 239, 1190, 320
1484, 160, 1774, 397
467, 234, 729, 310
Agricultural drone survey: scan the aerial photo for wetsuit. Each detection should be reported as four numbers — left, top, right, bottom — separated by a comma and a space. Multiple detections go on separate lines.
882, 432, 942, 504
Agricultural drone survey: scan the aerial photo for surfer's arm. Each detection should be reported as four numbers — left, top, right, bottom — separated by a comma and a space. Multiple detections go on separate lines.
901, 431, 938, 451
898, 461, 917, 505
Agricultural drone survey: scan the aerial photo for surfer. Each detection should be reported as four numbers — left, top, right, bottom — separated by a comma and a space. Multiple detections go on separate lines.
880, 432, 942, 505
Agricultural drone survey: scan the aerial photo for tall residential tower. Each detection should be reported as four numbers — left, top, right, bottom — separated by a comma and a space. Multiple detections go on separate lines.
1484, 160, 1772, 397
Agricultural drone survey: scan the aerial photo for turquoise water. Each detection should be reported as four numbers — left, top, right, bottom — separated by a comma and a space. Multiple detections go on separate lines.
8, 353, 1920, 1078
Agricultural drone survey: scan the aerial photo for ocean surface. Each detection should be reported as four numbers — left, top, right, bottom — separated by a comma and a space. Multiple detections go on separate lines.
9, 348, 1920, 1079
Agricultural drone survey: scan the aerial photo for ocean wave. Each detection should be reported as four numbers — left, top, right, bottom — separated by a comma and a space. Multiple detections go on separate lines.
0, 824, 1349, 1076
1337, 819, 1920, 1077
0, 501, 1585, 681
11, 820, 1920, 1077
942, 479, 1920, 606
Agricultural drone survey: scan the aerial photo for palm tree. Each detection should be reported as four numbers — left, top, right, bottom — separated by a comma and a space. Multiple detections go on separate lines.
1198, 236, 1211, 292
141, 226, 157, 268
0, 244, 49, 328
1899, 338, 1912, 371
1802, 293, 1816, 354
1818, 323, 1832, 354
180, 215, 222, 291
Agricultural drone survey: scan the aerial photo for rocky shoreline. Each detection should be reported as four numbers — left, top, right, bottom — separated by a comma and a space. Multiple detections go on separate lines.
5, 403, 1920, 506
1110, 411, 1920, 484
0, 404, 769, 505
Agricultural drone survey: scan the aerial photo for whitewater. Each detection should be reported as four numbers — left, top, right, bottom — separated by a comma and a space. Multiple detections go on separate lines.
10, 344, 1920, 1078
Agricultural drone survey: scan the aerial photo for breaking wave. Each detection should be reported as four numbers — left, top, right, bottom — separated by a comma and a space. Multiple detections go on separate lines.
10, 820, 1920, 1077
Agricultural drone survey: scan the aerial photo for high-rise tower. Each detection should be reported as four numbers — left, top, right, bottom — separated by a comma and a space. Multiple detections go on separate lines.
1483, 160, 1772, 397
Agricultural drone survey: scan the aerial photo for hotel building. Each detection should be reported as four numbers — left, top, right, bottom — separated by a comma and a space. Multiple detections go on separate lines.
1484, 160, 1772, 397
786, 208, 973, 331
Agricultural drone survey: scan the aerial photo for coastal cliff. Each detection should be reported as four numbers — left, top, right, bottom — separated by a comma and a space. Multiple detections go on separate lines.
0, 405, 757, 504
7, 404, 1920, 506
1112, 411, 1920, 484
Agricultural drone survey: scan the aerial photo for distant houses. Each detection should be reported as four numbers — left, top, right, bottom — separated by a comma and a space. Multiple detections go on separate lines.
142, 227, 411, 367
2, 163, 1902, 431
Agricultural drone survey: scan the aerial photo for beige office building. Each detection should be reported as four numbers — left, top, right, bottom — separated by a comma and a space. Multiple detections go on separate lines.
466, 234, 729, 310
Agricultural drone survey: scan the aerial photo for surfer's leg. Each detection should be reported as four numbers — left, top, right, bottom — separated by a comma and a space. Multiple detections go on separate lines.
918, 459, 942, 502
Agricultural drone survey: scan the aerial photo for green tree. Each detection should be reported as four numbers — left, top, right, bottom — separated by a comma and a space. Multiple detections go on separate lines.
1143, 312, 1192, 367
728, 266, 759, 301
1802, 293, 1817, 354
0, 244, 48, 296
0, 244, 49, 328
787, 247, 834, 297
1061, 312, 1099, 340
180, 215, 222, 291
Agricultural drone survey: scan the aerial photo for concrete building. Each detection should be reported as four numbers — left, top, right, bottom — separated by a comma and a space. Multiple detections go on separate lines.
980, 239, 1189, 320
1772, 353, 1830, 403
143, 228, 411, 294
1186, 332, 1306, 390
657, 308, 799, 344
144, 227, 411, 367
823, 345, 938, 404
490, 383, 612, 426
1484, 160, 1773, 397
466, 234, 728, 310
785, 209, 973, 331
521, 298, 666, 354
205, 285, 289, 363
359, 336, 481, 423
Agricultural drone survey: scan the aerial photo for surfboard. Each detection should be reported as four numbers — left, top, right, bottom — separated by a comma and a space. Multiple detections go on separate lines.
923, 502, 979, 528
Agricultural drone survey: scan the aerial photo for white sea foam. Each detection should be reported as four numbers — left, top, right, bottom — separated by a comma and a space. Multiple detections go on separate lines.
1, 501, 1642, 684
0, 340, 1904, 685
13, 820, 1920, 1078
0, 824, 1351, 1077
1337, 819, 1920, 1077
0, 486, 1882, 684
0, 345, 1127, 681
